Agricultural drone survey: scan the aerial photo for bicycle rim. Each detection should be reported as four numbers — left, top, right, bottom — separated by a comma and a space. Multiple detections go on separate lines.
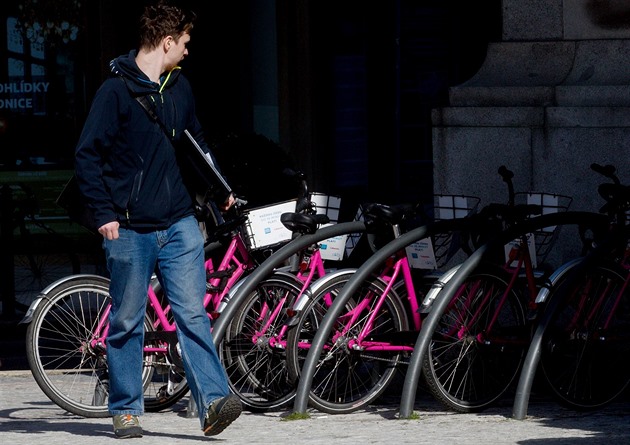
423, 269, 527, 413
541, 263, 630, 410
287, 274, 408, 414
220, 275, 303, 411
26, 277, 113, 417
25, 277, 155, 418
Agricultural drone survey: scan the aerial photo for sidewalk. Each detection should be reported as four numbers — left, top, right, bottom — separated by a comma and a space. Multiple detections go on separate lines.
1, 370, 629, 444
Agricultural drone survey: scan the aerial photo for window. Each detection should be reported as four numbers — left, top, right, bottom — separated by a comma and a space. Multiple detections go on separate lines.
0, 7, 85, 168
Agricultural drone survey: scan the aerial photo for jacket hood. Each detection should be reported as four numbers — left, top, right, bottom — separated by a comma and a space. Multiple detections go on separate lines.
109, 50, 182, 95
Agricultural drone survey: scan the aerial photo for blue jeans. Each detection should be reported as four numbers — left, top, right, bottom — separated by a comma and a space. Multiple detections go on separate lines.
104, 215, 228, 426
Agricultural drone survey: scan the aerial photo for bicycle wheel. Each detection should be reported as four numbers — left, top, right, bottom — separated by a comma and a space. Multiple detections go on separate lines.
286, 273, 409, 414
220, 274, 303, 411
541, 263, 630, 410
25, 276, 154, 418
422, 267, 527, 413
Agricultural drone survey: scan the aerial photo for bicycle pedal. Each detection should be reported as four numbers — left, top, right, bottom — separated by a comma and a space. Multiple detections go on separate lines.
155, 386, 170, 401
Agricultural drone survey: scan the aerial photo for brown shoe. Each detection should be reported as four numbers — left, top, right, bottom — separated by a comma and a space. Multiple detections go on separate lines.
113, 414, 142, 438
203, 395, 242, 436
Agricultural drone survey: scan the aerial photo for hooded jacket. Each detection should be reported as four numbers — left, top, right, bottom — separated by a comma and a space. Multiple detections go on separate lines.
75, 50, 215, 231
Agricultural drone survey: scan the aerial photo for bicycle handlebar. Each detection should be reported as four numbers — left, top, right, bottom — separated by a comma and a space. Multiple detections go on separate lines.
591, 163, 619, 185
234, 197, 248, 208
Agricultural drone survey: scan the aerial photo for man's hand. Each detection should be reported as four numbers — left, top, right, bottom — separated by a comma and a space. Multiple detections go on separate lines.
219, 193, 236, 212
99, 221, 120, 240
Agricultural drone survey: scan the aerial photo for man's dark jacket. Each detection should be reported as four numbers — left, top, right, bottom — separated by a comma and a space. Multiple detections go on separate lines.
75, 50, 217, 231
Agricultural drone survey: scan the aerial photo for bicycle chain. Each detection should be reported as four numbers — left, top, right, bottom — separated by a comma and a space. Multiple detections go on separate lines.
355, 351, 411, 366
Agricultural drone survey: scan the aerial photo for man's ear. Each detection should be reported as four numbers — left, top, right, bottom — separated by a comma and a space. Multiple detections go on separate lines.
163, 36, 173, 52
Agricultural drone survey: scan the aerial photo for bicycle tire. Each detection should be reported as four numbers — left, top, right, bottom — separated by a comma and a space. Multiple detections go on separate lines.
285, 273, 409, 414
25, 276, 155, 418
540, 262, 630, 410
421, 266, 528, 413
220, 274, 303, 412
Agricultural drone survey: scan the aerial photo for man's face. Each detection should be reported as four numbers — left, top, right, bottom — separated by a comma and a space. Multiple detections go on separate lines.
165, 32, 190, 69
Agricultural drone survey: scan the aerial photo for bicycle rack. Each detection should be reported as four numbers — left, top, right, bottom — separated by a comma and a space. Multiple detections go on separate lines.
288, 211, 607, 419
396, 211, 607, 419
290, 218, 466, 415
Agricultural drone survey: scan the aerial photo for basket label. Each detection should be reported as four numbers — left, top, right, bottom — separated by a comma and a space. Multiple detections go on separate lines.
437, 195, 473, 219
243, 200, 297, 249
406, 238, 437, 269
318, 225, 348, 261
504, 233, 537, 269
527, 193, 559, 232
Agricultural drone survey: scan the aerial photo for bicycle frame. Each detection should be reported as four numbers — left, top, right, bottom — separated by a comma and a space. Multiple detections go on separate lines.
473, 233, 538, 344
565, 247, 630, 334
86, 229, 257, 356
243, 246, 328, 350
138, 230, 330, 360
333, 194, 548, 356
343, 252, 420, 353
602, 248, 630, 328
422, 230, 541, 348
292, 248, 424, 354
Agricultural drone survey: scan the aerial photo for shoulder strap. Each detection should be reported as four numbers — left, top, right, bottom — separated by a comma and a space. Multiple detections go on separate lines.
135, 95, 173, 138
117, 76, 233, 201
118, 76, 171, 138
134, 95, 157, 121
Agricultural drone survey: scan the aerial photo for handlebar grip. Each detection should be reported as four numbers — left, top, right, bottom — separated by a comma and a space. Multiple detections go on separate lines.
591, 163, 616, 177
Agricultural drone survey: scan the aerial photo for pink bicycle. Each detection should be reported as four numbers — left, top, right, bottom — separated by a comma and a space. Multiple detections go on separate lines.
22, 174, 329, 417
284, 202, 446, 414
22, 210, 263, 417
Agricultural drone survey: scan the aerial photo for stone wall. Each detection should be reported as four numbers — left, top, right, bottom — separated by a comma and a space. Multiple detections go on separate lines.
432, 0, 630, 265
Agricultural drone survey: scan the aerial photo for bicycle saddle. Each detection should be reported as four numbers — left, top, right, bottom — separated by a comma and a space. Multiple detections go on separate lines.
363, 202, 416, 226
280, 212, 330, 234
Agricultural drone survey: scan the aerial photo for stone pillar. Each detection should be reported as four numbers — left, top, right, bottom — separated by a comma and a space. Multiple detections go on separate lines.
433, 0, 630, 264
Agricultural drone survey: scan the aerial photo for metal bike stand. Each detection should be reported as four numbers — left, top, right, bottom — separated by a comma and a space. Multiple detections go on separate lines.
187, 395, 198, 418
292, 222, 446, 414
187, 221, 366, 418
399, 216, 551, 418
398, 243, 488, 418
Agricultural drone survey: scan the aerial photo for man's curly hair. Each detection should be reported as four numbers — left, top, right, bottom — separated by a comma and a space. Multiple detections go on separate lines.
138, 1, 197, 49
